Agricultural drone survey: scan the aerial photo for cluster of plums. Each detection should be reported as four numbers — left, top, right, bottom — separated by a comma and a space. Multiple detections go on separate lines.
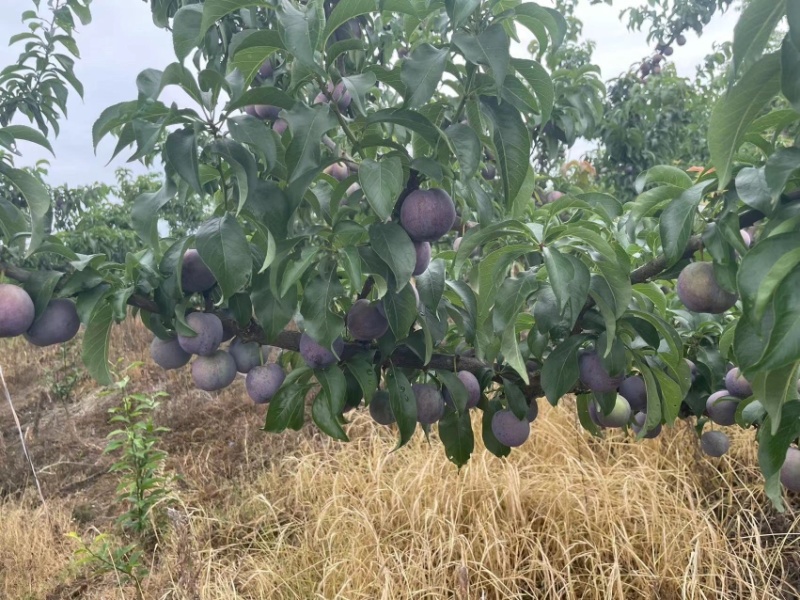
0, 283, 80, 346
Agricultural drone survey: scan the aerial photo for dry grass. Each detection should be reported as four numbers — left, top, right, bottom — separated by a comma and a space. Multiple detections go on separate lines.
1, 319, 799, 599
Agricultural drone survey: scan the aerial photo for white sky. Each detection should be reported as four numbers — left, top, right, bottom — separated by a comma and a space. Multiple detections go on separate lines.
0, 1, 740, 187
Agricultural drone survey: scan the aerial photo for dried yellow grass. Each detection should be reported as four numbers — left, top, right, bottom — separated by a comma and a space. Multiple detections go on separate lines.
1, 320, 799, 599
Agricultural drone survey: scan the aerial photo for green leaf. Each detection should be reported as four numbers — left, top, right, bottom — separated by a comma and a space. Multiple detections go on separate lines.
280, 246, 319, 297
165, 128, 202, 194
510, 58, 554, 123
228, 115, 278, 168
386, 366, 417, 448
541, 334, 587, 406
400, 44, 448, 108
300, 267, 345, 350
752, 267, 800, 371
345, 352, 378, 404
0, 125, 54, 155
0, 164, 50, 254
365, 108, 442, 147
481, 96, 530, 205
738, 232, 800, 319
358, 157, 403, 221
283, 105, 338, 183
313, 367, 349, 441
781, 34, 800, 113
735, 167, 774, 215
23, 270, 63, 318
438, 409, 474, 467
368, 223, 416, 291
493, 272, 538, 334
196, 214, 252, 302
658, 182, 706, 267
709, 52, 781, 190
452, 24, 510, 91
200, 0, 264, 37
758, 400, 800, 511
382, 283, 418, 340
444, 123, 480, 180
226, 86, 295, 113
731, 0, 786, 79
172, 5, 203, 62
131, 178, 178, 249
276, 0, 323, 73
514, 3, 567, 52
501, 323, 528, 384
416, 258, 446, 311
82, 300, 114, 386
323, 0, 374, 42
543, 247, 589, 313
251, 270, 297, 342
229, 30, 284, 85
765, 147, 800, 207
340, 73, 377, 117
0, 198, 28, 252
265, 367, 312, 432
753, 362, 800, 435
434, 370, 469, 414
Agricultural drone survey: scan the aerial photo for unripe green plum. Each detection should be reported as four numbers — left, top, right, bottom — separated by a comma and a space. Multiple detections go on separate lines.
700, 430, 730, 457
181, 249, 216, 293
229, 338, 269, 373
588, 395, 631, 428
412, 383, 445, 425
579, 351, 624, 393
178, 312, 223, 356
780, 447, 800, 492
724, 367, 752, 399
192, 350, 237, 391
491, 409, 530, 447
413, 241, 431, 276
346, 299, 389, 341
399, 188, 457, 242
618, 375, 647, 413
299, 333, 344, 369
631, 412, 661, 438
369, 390, 395, 425
150, 336, 191, 370
0, 283, 35, 338
246, 364, 285, 404
706, 390, 739, 426
25, 299, 80, 347
676, 262, 737, 314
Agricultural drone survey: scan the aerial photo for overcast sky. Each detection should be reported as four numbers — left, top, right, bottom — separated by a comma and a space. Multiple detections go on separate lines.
0, 1, 740, 187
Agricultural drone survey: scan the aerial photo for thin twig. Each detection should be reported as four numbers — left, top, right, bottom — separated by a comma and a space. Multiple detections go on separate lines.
0, 365, 46, 505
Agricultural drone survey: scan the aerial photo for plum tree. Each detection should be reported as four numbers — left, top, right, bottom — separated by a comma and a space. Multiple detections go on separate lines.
701, 431, 730, 457
676, 262, 738, 314
191, 350, 237, 391
412, 384, 445, 425
178, 312, 224, 356
491, 410, 530, 447
579, 351, 624, 393
0, 284, 35, 338
413, 242, 431, 276
346, 299, 389, 341
706, 390, 739, 426
181, 249, 216, 293
2, 0, 800, 510
299, 334, 343, 369
618, 375, 647, 413
399, 189, 457, 242
150, 336, 191, 370
369, 390, 395, 425
780, 447, 800, 492
724, 368, 752, 399
229, 338, 268, 373
588, 395, 632, 428
246, 364, 286, 404
25, 299, 80, 347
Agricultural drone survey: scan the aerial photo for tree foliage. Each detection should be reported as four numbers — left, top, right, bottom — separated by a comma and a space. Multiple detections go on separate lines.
2, 0, 800, 510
